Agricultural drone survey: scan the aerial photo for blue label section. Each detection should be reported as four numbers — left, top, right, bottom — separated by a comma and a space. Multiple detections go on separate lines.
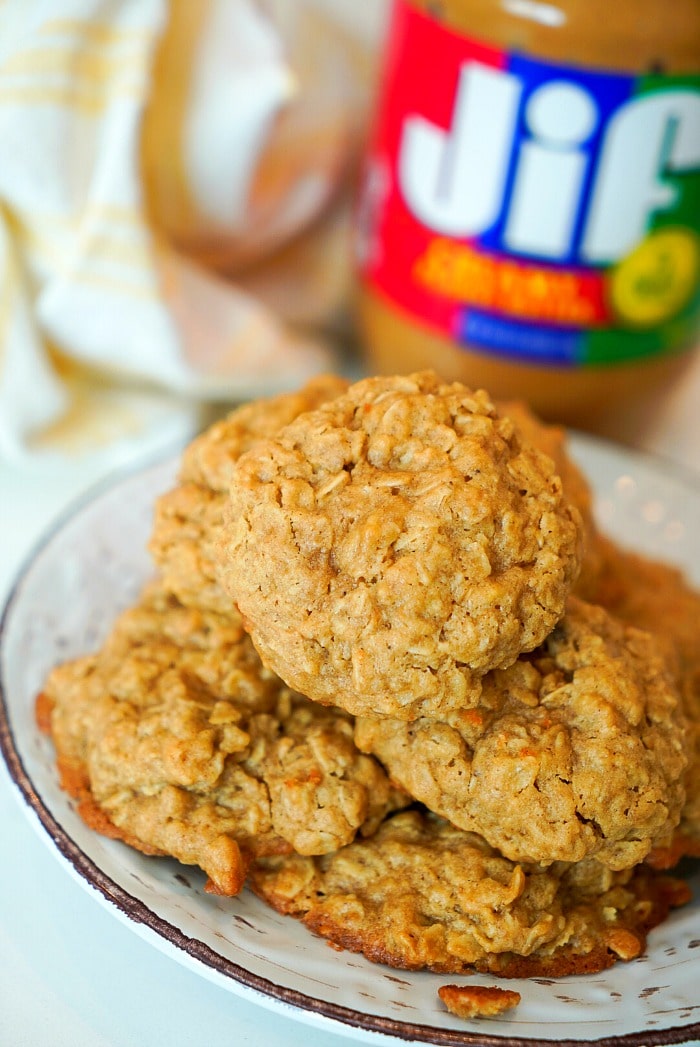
459, 308, 584, 364
476, 55, 634, 268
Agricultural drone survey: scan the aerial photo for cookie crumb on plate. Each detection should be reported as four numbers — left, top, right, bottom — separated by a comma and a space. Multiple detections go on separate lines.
438, 983, 521, 1018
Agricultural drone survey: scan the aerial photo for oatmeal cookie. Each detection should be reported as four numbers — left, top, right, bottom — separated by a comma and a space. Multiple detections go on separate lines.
149, 374, 349, 613
590, 537, 700, 861
38, 581, 405, 895
218, 372, 584, 720
355, 598, 688, 869
249, 809, 690, 976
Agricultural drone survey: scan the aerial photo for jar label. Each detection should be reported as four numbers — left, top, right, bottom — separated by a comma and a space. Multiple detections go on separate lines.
357, 1, 700, 367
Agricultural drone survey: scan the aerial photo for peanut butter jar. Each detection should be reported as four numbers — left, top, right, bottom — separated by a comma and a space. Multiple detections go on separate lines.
355, 0, 700, 434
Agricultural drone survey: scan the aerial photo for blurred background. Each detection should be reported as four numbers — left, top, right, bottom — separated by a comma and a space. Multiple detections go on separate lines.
0, 0, 389, 469
0, 0, 698, 472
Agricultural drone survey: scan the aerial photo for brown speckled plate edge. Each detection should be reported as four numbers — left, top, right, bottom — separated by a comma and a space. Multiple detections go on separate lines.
1, 445, 699, 1047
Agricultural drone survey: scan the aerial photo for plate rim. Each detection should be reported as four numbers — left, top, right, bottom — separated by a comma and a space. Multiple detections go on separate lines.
1, 436, 699, 1047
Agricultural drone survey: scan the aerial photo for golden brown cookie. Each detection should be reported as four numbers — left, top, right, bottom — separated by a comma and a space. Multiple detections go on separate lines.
218, 372, 584, 720
39, 580, 406, 895
355, 598, 687, 870
249, 809, 690, 976
149, 374, 349, 613
590, 537, 700, 861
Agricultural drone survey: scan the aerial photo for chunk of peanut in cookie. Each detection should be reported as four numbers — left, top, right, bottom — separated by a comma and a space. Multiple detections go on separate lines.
438, 983, 521, 1019
604, 928, 643, 961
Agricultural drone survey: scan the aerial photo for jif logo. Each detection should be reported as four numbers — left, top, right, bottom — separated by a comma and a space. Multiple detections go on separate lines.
398, 63, 700, 264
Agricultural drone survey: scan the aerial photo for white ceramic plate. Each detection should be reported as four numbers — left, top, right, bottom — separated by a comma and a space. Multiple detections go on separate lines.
1, 435, 699, 1047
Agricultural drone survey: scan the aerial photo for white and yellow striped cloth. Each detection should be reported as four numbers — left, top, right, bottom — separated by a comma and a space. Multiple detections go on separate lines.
0, 0, 383, 463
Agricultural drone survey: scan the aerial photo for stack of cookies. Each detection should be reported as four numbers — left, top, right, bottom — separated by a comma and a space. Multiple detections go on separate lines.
38, 371, 700, 1011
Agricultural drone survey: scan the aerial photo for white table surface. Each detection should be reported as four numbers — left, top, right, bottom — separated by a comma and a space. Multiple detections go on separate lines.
1, 357, 699, 1047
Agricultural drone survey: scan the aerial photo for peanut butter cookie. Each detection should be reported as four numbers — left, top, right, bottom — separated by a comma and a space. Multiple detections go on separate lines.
149, 374, 349, 613
218, 372, 584, 719
590, 537, 700, 863
355, 598, 688, 869
38, 580, 405, 895
250, 809, 689, 976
